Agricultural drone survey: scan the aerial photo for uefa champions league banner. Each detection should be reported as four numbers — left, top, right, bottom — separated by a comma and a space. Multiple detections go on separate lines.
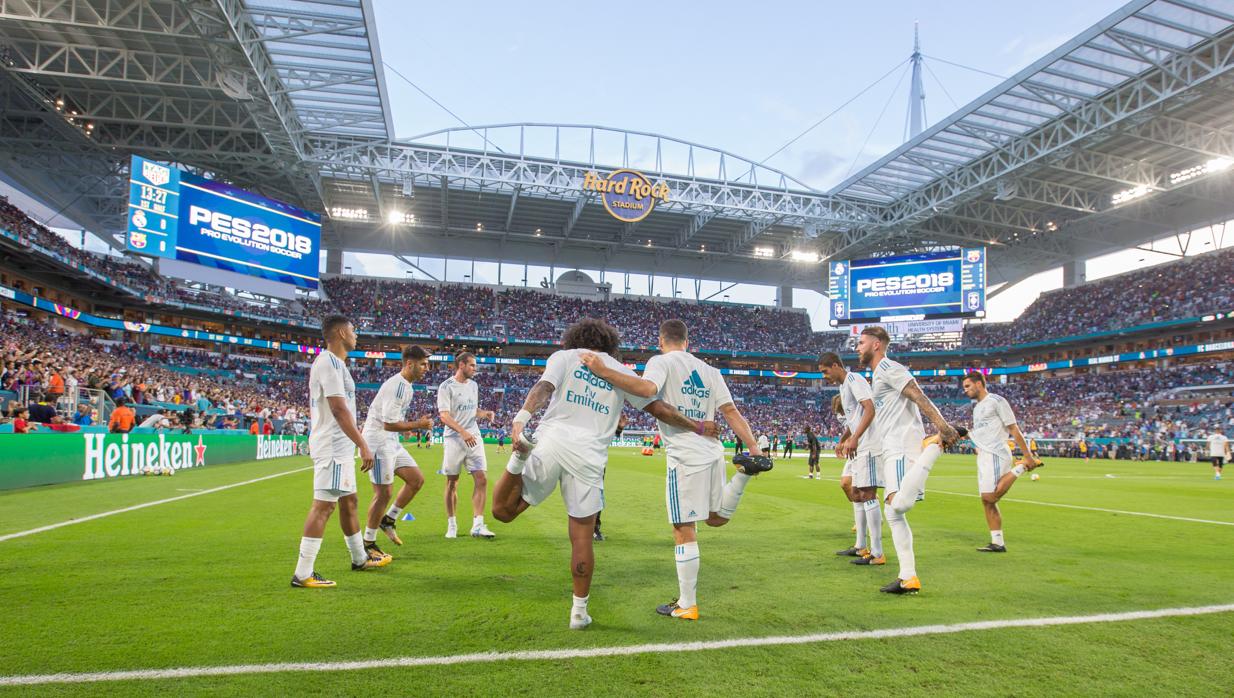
126, 155, 322, 289
0, 433, 307, 491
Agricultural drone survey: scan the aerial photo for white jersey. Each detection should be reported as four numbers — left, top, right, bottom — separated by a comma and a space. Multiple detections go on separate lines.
308, 351, 357, 460
437, 376, 480, 440
757, 435, 770, 451
362, 372, 414, 447
642, 350, 733, 464
870, 357, 923, 456
970, 392, 1016, 457
1209, 433, 1230, 458
839, 371, 874, 453
536, 349, 653, 484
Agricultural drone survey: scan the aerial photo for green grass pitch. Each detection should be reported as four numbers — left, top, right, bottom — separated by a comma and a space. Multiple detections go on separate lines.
1, 446, 1231, 696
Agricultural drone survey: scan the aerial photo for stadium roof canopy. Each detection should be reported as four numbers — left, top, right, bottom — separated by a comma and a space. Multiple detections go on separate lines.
1, 0, 1233, 292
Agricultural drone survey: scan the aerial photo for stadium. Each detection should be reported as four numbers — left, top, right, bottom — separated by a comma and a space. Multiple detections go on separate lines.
1, 0, 1232, 693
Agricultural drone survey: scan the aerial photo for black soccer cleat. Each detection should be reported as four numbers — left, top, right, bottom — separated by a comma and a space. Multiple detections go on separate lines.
976, 543, 1007, 553
835, 546, 863, 557
880, 577, 921, 594
733, 453, 774, 475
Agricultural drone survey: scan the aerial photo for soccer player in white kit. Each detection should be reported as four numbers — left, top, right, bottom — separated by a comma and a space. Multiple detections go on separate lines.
961, 371, 1041, 552
1207, 430, 1230, 480
820, 352, 884, 565
857, 326, 959, 595
290, 315, 387, 588
579, 319, 772, 621
492, 318, 721, 629
437, 352, 498, 539
361, 344, 435, 556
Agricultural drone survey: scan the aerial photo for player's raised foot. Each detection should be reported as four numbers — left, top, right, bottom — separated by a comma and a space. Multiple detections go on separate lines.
733, 453, 774, 475
835, 546, 863, 557
513, 430, 537, 458
379, 515, 403, 546
853, 554, 886, 566
569, 610, 593, 630
290, 571, 336, 588
880, 576, 921, 594
470, 523, 496, 539
364, 541, 392, 562
976, 543, 1007, 553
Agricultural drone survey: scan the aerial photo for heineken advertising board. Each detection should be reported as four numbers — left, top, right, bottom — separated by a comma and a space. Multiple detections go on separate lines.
0, 433, 308, 490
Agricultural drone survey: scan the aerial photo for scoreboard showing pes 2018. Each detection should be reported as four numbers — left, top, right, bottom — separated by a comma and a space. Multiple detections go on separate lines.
828, 248, 986, 326
125, 155, 321, 289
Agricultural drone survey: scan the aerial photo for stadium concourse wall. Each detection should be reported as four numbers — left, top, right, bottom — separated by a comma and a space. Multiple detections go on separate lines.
0, 433, 307, 490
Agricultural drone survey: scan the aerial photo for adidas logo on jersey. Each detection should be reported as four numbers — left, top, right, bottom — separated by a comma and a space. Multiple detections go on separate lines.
681, 369, 710, 398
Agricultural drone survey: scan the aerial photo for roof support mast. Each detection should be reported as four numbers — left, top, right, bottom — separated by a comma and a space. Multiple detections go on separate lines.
908, 22, 926, 140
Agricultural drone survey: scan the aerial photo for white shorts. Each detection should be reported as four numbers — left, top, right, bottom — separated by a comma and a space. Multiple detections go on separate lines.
312, 455, 357, 502
882, 453, 916, 497
977, 451, 1012, 494
369, 442, 419, 485
844, 452, 881, 490
442, 437, 487, 475
665, 456, 725, 525
515, 438, 604, 519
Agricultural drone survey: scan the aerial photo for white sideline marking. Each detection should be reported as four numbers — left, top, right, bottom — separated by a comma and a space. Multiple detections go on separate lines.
0, 466, 311, 543
2, 603, 1232, 686
813, 476, 1234, 527
926, 487, 1234, 527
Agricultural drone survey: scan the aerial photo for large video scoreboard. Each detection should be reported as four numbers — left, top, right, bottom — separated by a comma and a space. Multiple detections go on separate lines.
828, 248, 986, 326
126, 155, 322, 289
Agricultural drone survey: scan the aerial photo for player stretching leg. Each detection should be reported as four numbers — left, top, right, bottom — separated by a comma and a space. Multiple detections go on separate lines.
581, 320, 772, 621
961, 371, 1041, 553
291, 315, 386, 588
857, 327, 958, 595
491, 318, 720, 629
362, 344, 434, 553
821, 353, 883, 564
438, 352, 498, 539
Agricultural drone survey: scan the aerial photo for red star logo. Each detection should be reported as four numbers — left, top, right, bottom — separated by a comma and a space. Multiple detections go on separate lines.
195, 435, 208, 466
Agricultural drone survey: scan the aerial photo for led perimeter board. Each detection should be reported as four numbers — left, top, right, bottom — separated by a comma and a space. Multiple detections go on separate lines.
126, 155, 321, 289
828, 248, 985, 326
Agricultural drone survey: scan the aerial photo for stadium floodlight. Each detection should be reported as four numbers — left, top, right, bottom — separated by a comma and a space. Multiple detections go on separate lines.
330, 207, 370, 220
1111, 185, 1150, 205
387, 210, 415, 225
790, 250, 820, 263
1169, 158, 1234, 185
753, 246, 775, 258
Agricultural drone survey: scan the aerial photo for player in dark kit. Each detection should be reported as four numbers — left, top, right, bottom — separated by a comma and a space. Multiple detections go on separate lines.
805, 426, 821, 479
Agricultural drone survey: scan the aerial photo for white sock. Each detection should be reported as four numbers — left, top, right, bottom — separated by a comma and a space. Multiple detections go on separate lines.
885, 505, 916, 580
344, 532, 367, 565
891, 445, 941, 514
473, 515, 484, 528
572, 594, 589, 611
675, 542, 700, 608
991, 529, 1004, 546
363, 527, 377, 543
863, 499, 883, 557
718, 472, 752, 519
447, 515, 457, 529
386, 505, 403, 519
853, 502, 866, 548
506, 454, 527, 475
294, 536, 321, 580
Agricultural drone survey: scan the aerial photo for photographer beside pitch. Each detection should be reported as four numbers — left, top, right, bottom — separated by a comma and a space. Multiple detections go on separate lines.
961, 371, 1043, 553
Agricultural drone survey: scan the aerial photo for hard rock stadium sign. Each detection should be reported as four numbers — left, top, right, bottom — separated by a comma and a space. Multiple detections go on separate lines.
582, 169, 670, 223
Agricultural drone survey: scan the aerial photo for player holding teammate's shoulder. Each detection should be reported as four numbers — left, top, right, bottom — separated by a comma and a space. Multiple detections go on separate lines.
361, 344, 435, 555
857, 326, 960, 595
961, 371, 1041, 552
291, 314, 388, 589
491, 318, 723, 630
581, 319, 772, 621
